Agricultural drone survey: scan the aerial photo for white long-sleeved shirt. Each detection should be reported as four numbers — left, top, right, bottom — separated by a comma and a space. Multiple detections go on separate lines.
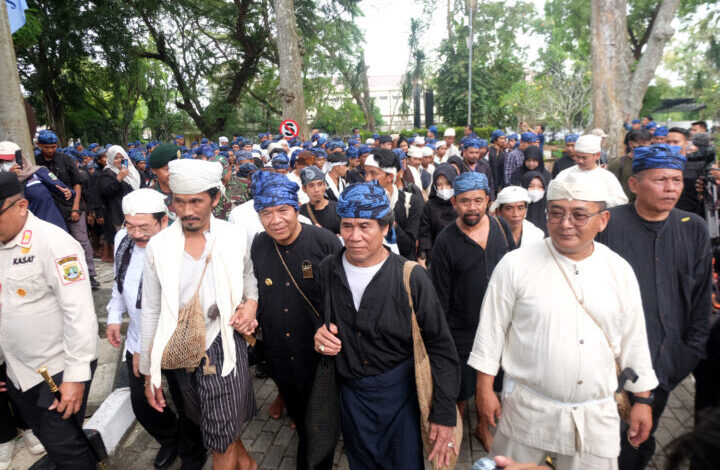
0, 213, 98, 391
106, 229, 144, 354
468, 239, 657, 459
554, 165, 629, 208
518, 219, 545, 247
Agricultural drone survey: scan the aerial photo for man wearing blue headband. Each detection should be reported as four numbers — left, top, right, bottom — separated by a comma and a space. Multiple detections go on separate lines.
250, 171, 341, 470
430, 171, 515, 451
609, 128, 652, 203
314, 181, 460, 469
598, 144, 711, 470
651, 126, 668, 144
550, 134, 579, 179
459, 139, 495, 199
489, 130, 507, 190
35, 130, 100, 289
298, 165, 341, 234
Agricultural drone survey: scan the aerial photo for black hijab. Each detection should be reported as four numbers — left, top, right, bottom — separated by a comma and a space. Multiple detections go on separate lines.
521, 170, 548, 235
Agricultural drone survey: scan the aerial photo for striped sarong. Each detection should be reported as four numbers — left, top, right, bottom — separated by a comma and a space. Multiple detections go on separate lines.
173, 331, 256, 452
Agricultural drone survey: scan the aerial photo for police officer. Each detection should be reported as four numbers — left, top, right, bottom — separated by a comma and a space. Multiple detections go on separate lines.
0, 172, 99, 470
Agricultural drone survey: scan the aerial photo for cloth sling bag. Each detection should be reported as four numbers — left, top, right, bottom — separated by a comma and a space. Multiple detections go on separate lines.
305, 203, 320, 226
545, 239, 632, 422
161, 245, 217, 375
273, 241, 341, 467
403, 261, 463, 470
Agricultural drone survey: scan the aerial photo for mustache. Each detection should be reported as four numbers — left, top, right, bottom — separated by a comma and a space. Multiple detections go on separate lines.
181, 216, 201, 222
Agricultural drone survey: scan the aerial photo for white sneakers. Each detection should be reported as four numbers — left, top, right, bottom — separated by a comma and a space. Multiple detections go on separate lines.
0, 430, 46, 470
22, 430, 45, 455
0, 439, 15, 470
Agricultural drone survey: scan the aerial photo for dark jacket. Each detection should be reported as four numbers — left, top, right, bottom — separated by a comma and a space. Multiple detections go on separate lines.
318, 249, 460, 426
418, 164, 458, 260
35, 151, 85, 219
392, 185, 424, 260
96, 168, 134, 226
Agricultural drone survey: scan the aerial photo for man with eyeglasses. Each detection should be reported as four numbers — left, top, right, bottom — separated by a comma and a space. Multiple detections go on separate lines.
597, 144, 711, 470
105, 189, 202, 469
469, 170, 658, 470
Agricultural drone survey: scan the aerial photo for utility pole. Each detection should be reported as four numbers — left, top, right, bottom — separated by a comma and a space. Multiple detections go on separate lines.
467, 0, 474, 127
0, 0, 33, 162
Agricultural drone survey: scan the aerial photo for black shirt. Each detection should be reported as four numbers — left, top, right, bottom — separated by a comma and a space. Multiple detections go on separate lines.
551, 154, 576, 178
598, 205, 712, 390
36, 152, 84, 218
317, 250, 459, 426
430, 218, 515, 356
251, 224, 342, 384
300, 200, 341, 234
393, 188, 424, 260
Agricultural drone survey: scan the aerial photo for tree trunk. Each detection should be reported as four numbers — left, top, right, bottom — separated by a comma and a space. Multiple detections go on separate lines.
360, 54, 375, 132
272, 0, 308, 140
0, 1, 34, 162
591, 0, 679, 159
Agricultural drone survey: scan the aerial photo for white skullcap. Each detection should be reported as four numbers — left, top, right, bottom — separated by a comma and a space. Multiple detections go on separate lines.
421, 147, 434, 157
278, 139, 289, 147
364, 153, 397, 177
218, 136, 229, 144
444, 128, 455, 137
169, 159, 225, 196
436, 140, 447, 148
490, 186, 531, 213
414, 136, 425, 145
267, 142, 281, 153
122, 188, 168, 216
547, 170, 608, 203
574, 134, 602, 154
365, 138, 375, 145
407, 147, 423, 158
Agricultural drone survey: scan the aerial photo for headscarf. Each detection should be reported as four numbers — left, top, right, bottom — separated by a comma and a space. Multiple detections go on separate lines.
520, 171, 548, 235
453, 171, 490, 196
520, 132, 537, 143
429, 163, 458, 202
168, 159, 224, 196
271, 153, 290, 169
300, 165, 324, 186
252, 171, 299, 212
574, 134, 602, 154
237, 162, 258, 178
565, 134, 579, 143
106, 145, 141, 190
37, 130, 58, 144
336, 180, 391, 219
547, 170, 609, 203
653, 126, 669, 137
490, 186, 531, 213
491, 129, 505, 143
632, 144, 685, 174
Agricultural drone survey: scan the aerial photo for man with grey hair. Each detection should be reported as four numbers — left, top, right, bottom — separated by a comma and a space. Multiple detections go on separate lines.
471, 170, 657, 469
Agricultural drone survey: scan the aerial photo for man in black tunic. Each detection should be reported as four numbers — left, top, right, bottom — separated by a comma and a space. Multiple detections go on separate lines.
298, 165, 341, 235
250, 171, 342, 470
314, 181, 459, 470
430, 171, 515, 451
597, 144, 712, 470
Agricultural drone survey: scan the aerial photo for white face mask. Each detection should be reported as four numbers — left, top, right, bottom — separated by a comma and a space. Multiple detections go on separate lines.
0, 161, 15, 172
436, 188, 454, 201
528, 189, 545, 203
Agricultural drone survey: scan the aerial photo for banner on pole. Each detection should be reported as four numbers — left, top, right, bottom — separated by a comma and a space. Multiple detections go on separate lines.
6, 0, 29, 33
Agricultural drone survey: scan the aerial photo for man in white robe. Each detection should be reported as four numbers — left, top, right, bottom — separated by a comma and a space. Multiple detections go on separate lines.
470, 170, 658, 470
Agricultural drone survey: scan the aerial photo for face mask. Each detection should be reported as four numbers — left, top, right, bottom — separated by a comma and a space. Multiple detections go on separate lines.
528, 190, 545, 203
0, 161, 15, 172
436, 188, 454, 201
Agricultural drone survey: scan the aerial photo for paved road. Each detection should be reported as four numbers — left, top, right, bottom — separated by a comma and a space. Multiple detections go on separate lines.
7, 260, 696, 469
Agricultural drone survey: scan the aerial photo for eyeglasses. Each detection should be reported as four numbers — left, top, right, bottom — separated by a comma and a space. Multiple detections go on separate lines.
123, 219, 159, 237
547, 210, 604, 226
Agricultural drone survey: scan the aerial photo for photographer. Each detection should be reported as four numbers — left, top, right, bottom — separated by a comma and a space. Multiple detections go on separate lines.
96, 146, 140, 254
671, 127, 709, 217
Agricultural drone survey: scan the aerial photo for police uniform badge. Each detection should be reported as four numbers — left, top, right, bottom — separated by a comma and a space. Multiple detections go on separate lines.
55, 254, 86, 285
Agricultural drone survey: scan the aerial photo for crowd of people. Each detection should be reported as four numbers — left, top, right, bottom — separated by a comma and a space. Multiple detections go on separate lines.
0, 118, 718, 470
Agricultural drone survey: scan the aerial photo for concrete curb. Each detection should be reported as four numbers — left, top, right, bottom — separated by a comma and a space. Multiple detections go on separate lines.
84, 387, 135, 455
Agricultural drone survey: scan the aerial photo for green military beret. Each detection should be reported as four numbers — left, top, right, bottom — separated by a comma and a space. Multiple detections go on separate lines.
149, 143, 181, 169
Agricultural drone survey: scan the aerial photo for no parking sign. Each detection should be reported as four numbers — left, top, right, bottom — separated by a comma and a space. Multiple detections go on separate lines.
280, 119, 299, 139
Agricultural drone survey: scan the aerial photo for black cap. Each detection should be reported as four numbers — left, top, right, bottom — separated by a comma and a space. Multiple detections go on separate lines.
377, 135, 393, 144
0, 172, 23, 206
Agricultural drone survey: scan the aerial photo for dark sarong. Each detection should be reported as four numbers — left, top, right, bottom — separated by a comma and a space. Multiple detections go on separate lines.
339, 360, 423, 470
173, 331, 256, 453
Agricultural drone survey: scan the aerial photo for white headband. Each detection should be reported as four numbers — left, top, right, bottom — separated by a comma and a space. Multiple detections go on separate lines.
365, 154, 397, 177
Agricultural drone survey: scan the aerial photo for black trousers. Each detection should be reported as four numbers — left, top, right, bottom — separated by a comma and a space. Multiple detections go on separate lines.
275, 376, 334, 470
695, 320, 720, 420
618, 387, 670, 470
125, 351, 179, 449
163, 367, 207, 470
0, 363, 28, 443
6, 361, 97, 470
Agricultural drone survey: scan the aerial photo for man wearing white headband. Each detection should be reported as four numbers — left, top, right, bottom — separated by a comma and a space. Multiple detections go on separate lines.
470, 170, 657, 470
140, 159, 260, 469
554, 134, 628, 207
106, 189, 193, 469
491, 186, 545, 247
363, 148, 424, 260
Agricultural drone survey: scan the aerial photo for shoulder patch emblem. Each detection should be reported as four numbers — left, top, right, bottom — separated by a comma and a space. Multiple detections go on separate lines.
55, 254, 85, 285
48, 172, 58, 181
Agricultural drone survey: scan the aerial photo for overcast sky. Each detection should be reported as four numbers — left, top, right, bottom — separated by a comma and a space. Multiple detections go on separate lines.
355, 0, 547, 78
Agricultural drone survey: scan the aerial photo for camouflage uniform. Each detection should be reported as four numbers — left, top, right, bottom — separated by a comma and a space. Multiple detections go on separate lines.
213, 176, 251, 221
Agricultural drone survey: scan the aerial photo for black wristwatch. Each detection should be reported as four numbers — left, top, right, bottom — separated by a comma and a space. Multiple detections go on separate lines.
634, 392, 654, 406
